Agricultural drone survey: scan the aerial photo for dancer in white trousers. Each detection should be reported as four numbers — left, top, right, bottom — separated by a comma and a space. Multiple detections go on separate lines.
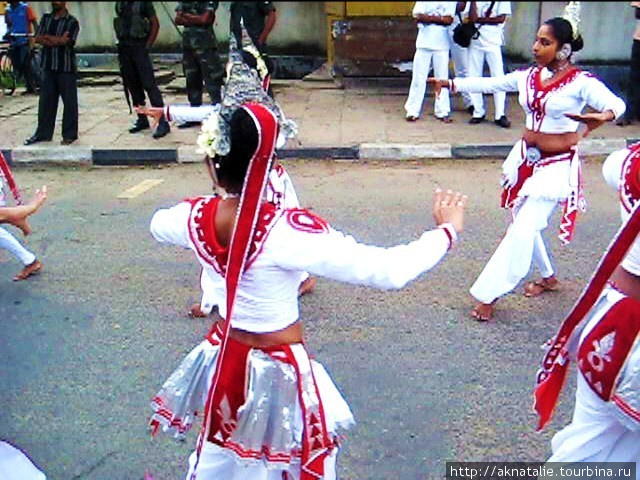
448, 2, 474, 114
533, 144, 640, 479
466, 1, 512, 128
147, 33, 467, 479
0, 183, 47, 281
429, 10, 625, 320
404, 1, 457, 122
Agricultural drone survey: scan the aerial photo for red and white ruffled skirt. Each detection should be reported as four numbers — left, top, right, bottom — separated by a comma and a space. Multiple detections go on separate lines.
149, 326, 354, 479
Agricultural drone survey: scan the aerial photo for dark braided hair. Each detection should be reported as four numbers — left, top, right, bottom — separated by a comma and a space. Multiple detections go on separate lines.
212, 108, 259, 192
544, 17, 584, 53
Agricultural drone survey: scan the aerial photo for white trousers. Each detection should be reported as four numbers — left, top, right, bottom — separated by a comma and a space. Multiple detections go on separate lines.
449, 41, 473, 109
470, 197, 556, 304
404, 48, 451, 119
185, 441, 339, 480
467, 45, 506, 120
0, 226, 36, 266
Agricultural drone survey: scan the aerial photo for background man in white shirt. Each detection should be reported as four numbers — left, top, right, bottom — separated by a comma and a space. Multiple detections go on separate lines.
467, 0, 512, 128
404, 1, 457, 123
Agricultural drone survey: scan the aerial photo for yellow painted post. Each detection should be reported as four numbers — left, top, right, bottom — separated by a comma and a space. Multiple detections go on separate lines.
345, 2, 413, 17
325, 2, 346, 65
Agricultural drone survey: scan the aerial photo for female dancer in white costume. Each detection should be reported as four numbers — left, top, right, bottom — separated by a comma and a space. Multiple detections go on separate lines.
147, 36, 468, 480
429, 6, 625, 321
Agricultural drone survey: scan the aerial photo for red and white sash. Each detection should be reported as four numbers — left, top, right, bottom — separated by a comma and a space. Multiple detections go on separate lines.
0, 152, 22, 205
192, 103, 332, 479
577, 297, 640, 402
534, 202, 640, 430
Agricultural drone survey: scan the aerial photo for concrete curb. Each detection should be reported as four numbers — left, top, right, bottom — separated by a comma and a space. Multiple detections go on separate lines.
2, 137, 639, 166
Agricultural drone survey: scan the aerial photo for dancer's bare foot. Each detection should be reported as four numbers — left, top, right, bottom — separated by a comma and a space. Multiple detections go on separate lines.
188, 303, 208, 318
524, 276, 560, 297
13, 259, 42, 281
471, 301, 494, 322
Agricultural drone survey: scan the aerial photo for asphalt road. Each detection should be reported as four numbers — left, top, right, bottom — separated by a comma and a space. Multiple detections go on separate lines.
0, 158, 621, 480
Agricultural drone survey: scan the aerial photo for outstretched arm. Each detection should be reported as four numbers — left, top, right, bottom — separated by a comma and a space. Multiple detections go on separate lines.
269, 189, 468, 290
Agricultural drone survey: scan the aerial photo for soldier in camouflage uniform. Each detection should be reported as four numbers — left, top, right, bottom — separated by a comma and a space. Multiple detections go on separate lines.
230, 1, 277, 96
114, 1, 170, 138
175, 1, 224, 128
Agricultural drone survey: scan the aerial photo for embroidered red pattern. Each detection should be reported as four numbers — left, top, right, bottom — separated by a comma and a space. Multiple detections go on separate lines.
286, 208, 329, 234
577, 298, 640, 401
187, 196, 281, 274
620, 143, 640, 214
526, 66, 582, 132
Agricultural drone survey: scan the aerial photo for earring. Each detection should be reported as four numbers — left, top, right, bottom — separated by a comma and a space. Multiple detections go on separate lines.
556, 44, 571, 61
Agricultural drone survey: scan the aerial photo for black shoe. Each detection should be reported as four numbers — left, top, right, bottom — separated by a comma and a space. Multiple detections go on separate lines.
24, 135, 49, 145
61, 138, 77, 145
616, 117, 632, 127
469, 115, 485, 124
152, 119, 171, 139
129, 115, 150, 134
494, 115, 511, 128
466, 105, 474, 115
177, 121, 200, 129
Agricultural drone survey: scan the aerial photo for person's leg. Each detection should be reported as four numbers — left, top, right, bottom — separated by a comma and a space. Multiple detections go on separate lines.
485, 47, 507, 121
449, 41, 473, 111
469, 197, 558, 318
467, 46, 486, 120
9, 45, 28, 85
133, 45, 164, 108
183, 45, 203, 107
130, 45, 169, 137
22, 47, 37, 93
32, 70, 58, 140
59, 72, 79, 141
404, 48, 431, 119
532, 231, 554, 278
199, 44, 224, 105
432, 48, 451, 119
118, 45, 146, 107
0, 226, 40, 281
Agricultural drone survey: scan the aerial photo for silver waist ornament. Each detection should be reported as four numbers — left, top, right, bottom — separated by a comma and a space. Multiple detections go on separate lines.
526, 146, 542, 164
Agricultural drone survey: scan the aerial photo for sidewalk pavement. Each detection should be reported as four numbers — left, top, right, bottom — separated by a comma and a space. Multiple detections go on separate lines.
2, 78, 640, 166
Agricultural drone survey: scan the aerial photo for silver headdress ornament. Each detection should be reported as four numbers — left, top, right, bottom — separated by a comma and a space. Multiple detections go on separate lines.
196, 23, 298, 158
562, 1, 581, 40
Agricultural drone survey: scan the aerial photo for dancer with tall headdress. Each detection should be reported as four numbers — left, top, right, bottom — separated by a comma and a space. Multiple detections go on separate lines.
533, 142, 640, 477
138, 28, 315, 319
429, 1, 626, 321
147, 23, 468, 480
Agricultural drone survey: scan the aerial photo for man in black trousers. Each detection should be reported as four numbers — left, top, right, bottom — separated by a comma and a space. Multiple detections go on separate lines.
114, 1, 170, 139
24, 1, 79, 146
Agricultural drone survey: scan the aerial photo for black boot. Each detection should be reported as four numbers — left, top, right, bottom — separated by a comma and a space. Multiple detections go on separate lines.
129, 114, 150, 133
153, 116, 171, 139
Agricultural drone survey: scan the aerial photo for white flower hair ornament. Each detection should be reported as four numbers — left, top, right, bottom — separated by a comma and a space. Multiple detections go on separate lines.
196, 109, 223, 158
243, 44, 269, 81
198, 23, 298, 157
563, 1, 581, 41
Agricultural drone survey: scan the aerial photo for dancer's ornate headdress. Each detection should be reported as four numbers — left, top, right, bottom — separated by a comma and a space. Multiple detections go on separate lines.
196, 25, 297, 159
562, 1, 581, 40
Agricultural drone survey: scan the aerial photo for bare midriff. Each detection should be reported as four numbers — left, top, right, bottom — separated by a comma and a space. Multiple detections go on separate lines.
215, 317, 304, 348
610, 266, 640, 302
523, 129, 580, 155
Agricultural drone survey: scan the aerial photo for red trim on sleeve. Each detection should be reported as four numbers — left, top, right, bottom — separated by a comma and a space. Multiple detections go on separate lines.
438, 224, 454, 250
